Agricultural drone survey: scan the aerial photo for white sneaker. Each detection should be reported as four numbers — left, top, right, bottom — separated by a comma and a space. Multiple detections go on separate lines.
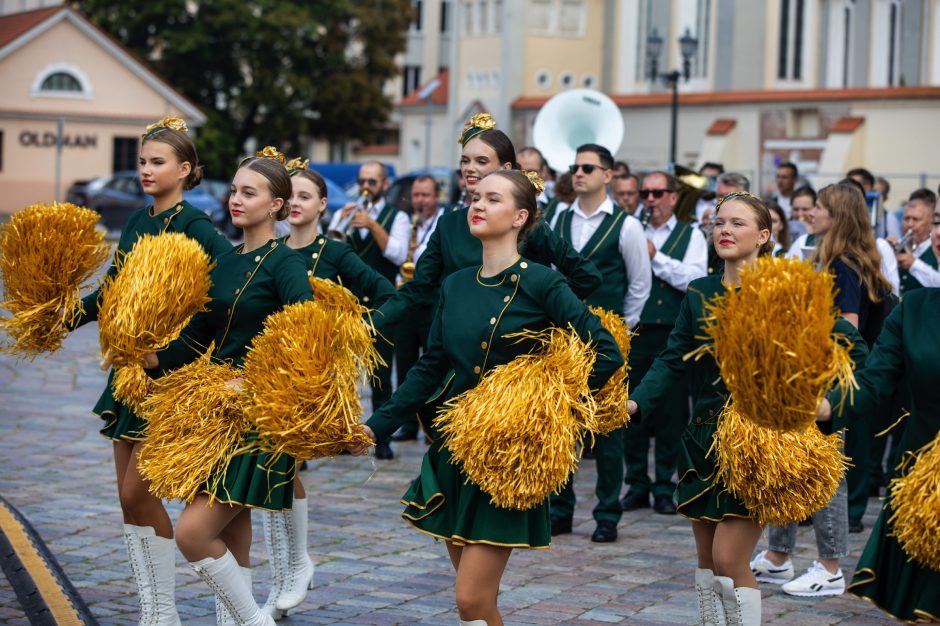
782, 561, 845, 597
749, 550, 794, 584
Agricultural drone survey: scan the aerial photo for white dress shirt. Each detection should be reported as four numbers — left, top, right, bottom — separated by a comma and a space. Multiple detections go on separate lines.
875, 237, 900, 296
786, 233, 813, 260
327, 198, 411, 266
908, 238, 940, 288
774, 194, 793, 219
644, 215, 708, 292
550, 197, 651, 327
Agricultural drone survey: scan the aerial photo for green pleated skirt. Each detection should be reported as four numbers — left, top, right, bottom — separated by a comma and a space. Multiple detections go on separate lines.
401, 442, 551, 549
95, 369, 147, 441
848, 501, 940, 624
204, 433, 295, 512
675, 417, 752, 522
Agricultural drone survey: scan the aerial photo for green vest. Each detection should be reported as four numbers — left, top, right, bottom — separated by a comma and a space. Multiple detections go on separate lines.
541, 197, 560, 224
639, 222, 694, 326
900, 245, 938, 295
553, 206, 628, 313
349, 202, 400, 283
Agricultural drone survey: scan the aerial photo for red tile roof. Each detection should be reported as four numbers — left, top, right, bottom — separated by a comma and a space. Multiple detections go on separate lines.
706, 119, 737, 136
0, 5, 63, 49
829, 116, 865, 133
400, 68, 448, 106
355, 145, 400, 156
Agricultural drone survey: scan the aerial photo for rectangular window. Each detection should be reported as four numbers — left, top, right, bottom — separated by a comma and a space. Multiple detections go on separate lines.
441, 0, 450, 32
494, 0, 502, 33
793, 0, 804, 79
888, 2, 898, 85
480, 0, 488, 33
842, 6, 851, 87
559, 0, 585, 36
463, 1, 474, 35
112, 137, 138, 172
778, 0, 790, 79
528, 0, 553, 34
696, 0, 711, 77
413, 0, 423, 31
402, 66, 422, 98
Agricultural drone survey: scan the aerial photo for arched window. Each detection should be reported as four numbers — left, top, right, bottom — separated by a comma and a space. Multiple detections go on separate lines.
40, 72, 82, 92
31, 64, 92, 99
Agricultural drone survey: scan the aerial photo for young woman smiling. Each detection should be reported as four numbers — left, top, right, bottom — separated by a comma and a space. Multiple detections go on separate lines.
353, 170, 623, 626
70, 117, 230, 626
626, 193, 867, 626
143, 150, 312, 626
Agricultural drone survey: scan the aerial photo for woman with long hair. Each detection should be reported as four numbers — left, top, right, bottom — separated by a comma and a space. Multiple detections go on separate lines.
353, 169, 623, 626
144, 150, 312, 626
626, 192, 867, 625
71, 117, 231, 626
767, 201, 791, 257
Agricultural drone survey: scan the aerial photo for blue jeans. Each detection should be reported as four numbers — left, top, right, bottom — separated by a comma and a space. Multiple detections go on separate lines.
767, 477, 849, 560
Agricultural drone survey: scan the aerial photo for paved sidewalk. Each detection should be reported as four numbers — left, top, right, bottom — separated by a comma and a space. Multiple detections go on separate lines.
0, 322, 892, 625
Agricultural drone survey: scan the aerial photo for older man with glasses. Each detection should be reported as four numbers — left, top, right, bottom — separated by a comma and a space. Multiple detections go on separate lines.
621, 170, 708, 515
328, 160, 411, 460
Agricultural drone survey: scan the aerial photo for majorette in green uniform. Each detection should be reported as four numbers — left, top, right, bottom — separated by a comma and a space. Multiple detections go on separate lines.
824, 289, 940, 623
77, 200, 231, 441
286, 234, 395, 308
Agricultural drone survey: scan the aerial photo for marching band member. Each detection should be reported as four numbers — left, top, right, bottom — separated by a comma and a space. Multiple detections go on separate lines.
547, 143, 651, 543
896, 188, 940, 293
327, 161, 411, 460
144, 149, 312, 626
73, 117, 230, 626
254, 162, 396, 620
353, 169, 623, 626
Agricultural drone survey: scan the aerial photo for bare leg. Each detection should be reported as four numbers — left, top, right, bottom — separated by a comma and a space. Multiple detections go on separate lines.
219, 507, 253, 566
175, 495, 245, 561
454, 544, 512, 626
113, 440, 134, 523
119, 441, 174, 538
293, 463, 305, 498
712, 517, 764, 588
691, 520, 717, 571
445, 541, 463, 572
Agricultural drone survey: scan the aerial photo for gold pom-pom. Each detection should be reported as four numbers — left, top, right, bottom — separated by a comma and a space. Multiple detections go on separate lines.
588, 307, 631, 435
241, 293, 380, 461
888, 433, 940, 571
702, 256, 856, 431
98, 233, 213, 413
0, 202, 109, 356
437, 328, 597, 510
137, 356, 250, 503
711, 404, 848, 526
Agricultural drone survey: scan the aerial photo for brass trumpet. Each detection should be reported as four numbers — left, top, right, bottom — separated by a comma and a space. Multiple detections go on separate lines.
328, 190, 372, 242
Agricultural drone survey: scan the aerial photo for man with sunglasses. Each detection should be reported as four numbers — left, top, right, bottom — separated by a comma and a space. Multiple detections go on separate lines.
621, 171, 708, 516
548, 144, 651, 544
328, 161, 411, 460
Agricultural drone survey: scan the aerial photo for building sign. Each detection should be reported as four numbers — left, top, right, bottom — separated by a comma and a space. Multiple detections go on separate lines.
19, 130, 97, 148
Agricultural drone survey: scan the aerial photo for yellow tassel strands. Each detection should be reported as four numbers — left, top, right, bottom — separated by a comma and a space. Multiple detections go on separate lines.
888, 433, 940, 571
702, 256, 856, 432
711, 405, 848, 526
0, 202, 109, 356
241, 293, 379, 461
588, 307, 631, 435
437, 328, 597, 510
137, 355, 250, 503
98, 233, 213, 413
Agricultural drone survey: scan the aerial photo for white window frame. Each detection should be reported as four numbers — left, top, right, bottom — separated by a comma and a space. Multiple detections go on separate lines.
775, 0, 813, 87
826, 0, 855, 87
869, 0, 901, 87
31, 63, 93, 100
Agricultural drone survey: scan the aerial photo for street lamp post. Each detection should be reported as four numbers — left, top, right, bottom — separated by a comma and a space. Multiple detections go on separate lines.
646, 27, 699, 166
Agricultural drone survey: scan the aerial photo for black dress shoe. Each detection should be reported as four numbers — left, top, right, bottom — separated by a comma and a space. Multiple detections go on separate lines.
550, 515, 572, 536
391, 429, 418, 442
653, 495, 677, 515
374, 441, 395, 460
848, 518, 864, 533
591, 520, 618, 543
620, 492, 650, 511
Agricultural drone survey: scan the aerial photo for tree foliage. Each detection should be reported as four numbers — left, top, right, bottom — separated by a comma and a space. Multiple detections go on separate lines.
78, 0, 413, 177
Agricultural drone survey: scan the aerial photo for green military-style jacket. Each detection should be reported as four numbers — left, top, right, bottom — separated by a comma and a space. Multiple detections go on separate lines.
899, 246, 938, 295
283, 234, 395, 310
367, 258, 624, 443
158, 239, 313, 369
373, 208, 602, 332
77, 201, 232, 327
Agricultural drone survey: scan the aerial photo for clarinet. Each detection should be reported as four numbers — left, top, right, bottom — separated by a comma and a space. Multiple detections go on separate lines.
894, 228, 914, 254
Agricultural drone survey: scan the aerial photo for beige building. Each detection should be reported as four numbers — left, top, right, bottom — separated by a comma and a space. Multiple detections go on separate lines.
0, 4, 204, 215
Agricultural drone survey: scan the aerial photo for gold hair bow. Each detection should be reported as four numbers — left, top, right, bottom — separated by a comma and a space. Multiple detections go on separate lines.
524, 170, 545, 195
457, 113, 497, 145
286, 157, 309, 172
143, 116, 188, 137
256, 146, 286, 164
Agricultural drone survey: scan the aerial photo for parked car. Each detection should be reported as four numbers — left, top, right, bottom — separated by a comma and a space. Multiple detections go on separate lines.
385, 167, 462, 214
200, 178, 240, 238
87, 171, 225, 233
65, 177, 107, 207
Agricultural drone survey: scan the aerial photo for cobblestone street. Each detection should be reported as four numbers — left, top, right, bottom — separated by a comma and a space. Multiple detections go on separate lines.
0, 321, 892, 625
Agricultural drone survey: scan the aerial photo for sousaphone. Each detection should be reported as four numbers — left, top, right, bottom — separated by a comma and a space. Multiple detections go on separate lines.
533, 89, 624, 173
